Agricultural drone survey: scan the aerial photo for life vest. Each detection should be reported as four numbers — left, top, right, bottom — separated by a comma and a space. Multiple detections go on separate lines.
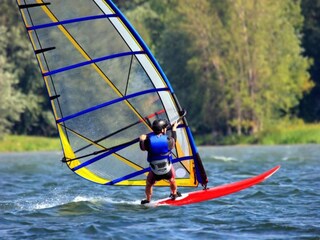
147, 133, 172, 175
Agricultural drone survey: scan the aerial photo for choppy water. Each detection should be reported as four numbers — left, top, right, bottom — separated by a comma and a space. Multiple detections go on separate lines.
1, 145, 319, 240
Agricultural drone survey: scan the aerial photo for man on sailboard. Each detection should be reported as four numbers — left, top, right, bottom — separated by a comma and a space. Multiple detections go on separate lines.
140, 119, 181, 204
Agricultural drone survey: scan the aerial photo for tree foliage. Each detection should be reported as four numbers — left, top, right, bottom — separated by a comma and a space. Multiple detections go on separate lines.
0, 26, 25, 138
138, 0, 312, 138
2, 0, 317, 142
299, 0, 320, 121
0, 0, 56, 137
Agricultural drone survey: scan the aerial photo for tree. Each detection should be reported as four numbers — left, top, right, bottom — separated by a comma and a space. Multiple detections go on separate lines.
0, 26, 25, 139
1, 0, 57, 136
224, 0, 312, 134
299, 0, 320, 121
161, 0, 312, 138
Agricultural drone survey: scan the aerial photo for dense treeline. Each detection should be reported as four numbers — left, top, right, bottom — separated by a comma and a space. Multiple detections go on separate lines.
0, 0, 319, 143
299, 0, 320, 122
0, 0, 56, 138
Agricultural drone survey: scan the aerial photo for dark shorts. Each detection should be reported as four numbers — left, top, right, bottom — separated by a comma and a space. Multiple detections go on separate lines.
147, 167, 175, 185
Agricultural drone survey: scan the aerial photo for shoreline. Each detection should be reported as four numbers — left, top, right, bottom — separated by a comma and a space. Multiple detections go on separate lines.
0, 135, 61, 152
1, 131, 320, 152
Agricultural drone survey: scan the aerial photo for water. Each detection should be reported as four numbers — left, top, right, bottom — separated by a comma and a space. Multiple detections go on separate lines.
1, 145, 319, 240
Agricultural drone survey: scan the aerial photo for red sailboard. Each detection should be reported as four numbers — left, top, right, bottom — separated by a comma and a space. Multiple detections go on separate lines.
152, 165, 280, 207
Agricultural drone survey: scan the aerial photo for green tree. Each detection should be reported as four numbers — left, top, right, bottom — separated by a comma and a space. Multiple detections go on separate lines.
162, 0, 312, 138
224, 0, 312, 134
299, 0, 320, 121
8, 25, 56, 136
0, 26, 25, 139
1, 0, 56, 136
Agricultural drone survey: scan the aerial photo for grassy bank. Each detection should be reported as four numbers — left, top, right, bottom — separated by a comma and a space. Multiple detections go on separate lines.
197, 123, 320, 145
1, 123, 320, 152
0, 135, 61, 152
257, 123, 320, 145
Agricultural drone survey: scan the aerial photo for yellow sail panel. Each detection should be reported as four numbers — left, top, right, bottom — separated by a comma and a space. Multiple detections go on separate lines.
58, 125, 109, 184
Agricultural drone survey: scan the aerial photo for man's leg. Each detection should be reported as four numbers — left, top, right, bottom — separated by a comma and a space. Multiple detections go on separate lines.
144, 171, 155, 202
169, 177, 177, 195
168, 167, 180, 199
145, 181, 153, 202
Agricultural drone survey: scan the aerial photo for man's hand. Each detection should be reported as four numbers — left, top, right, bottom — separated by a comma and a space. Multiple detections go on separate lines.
140, 134, 147, 141
172, 121, 179, 131
139, 134, 147, 151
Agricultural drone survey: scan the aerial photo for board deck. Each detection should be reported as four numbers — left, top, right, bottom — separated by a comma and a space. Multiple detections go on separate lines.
150, 165, 280, 207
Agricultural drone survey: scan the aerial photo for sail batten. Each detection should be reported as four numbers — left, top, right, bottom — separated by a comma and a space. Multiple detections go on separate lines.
56, 88, 169, 124
18, 2, 51, 9
17, 0, 208, 188
34, 46, 55, 54
27, 14, 116, 30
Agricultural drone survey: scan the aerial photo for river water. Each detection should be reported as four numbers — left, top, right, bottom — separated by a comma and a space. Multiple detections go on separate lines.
0, 145, 319, 240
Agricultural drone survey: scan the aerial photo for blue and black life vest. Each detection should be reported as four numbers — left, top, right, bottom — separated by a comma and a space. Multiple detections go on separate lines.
147, 133, 172, 175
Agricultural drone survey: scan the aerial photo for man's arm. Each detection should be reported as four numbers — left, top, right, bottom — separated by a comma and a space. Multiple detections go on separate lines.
139, 134, 148, 151
171, 121, 178, 141
168, 121, 178, 149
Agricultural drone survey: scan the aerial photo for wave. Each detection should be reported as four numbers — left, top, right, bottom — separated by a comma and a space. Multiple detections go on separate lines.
210, 155, 238, 162
11, 193, 143, 213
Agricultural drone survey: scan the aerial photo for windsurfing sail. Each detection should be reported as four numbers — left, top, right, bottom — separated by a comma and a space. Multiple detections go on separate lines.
16, 0, 208, 187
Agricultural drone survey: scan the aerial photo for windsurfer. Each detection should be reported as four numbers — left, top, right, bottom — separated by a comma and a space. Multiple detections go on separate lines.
140, 119, 181, 204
